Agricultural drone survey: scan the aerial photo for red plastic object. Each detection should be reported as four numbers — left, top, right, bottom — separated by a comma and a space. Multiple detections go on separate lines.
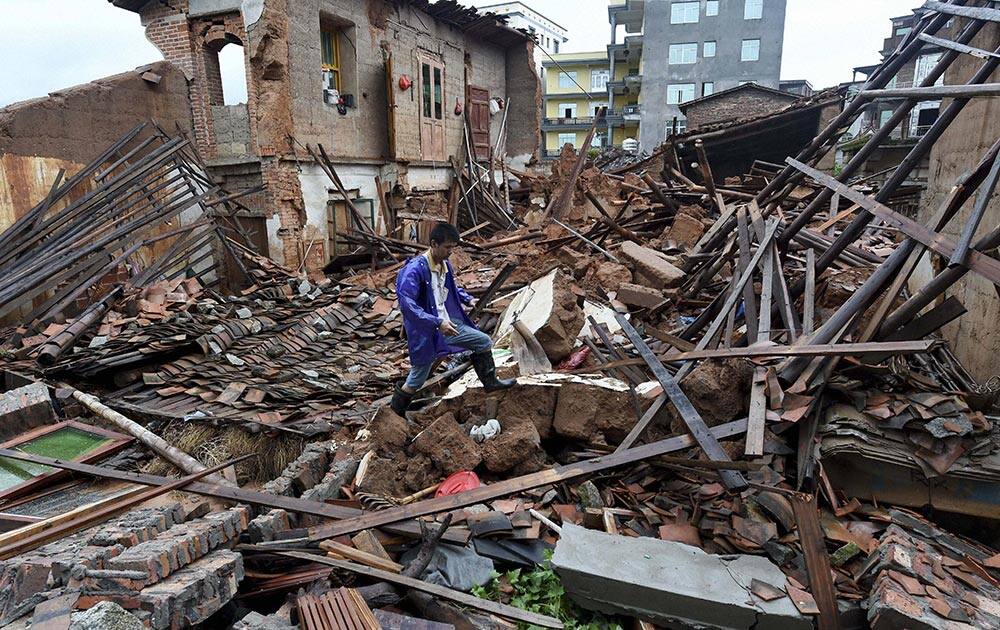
398, 74, 412, 91
436, 471, 481, 497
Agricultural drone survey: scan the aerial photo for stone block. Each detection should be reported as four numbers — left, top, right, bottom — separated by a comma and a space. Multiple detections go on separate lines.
0, 383, 55, 441
69, 600, 144, 630
665, 212, 706, 250
619, 241, 685, 289
616, 282, 664, 309
552, 524, 811, 629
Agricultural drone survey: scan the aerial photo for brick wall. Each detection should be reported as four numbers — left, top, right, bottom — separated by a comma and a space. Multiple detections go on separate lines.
683, 89, 799, 131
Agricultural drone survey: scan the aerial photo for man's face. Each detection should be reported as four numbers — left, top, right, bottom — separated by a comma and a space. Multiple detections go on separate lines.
430, 239, 457, 262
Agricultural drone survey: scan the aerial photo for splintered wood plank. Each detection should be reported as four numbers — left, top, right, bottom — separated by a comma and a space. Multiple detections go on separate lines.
746, 368, 768, 457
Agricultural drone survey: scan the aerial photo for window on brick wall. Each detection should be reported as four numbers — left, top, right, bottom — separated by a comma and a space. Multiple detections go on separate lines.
217, 44, 248, 105
320, 16, 358, 105
321, 28, 342, 92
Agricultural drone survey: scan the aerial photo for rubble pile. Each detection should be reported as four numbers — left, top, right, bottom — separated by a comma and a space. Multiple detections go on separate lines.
2, 4, 1000, 628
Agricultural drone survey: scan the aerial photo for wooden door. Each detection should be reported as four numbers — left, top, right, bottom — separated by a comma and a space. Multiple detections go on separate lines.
467, 85, 491, 162
418, 57, 446, 161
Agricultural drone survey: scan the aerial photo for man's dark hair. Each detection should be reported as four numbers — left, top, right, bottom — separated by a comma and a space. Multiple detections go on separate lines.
429, 222, 461, 245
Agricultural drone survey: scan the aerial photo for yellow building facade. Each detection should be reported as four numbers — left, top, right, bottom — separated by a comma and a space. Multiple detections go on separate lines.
541, 51, 640, 157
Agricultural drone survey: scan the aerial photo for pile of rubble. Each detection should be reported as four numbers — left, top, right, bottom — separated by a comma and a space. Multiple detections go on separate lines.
2, 4, 1000, 628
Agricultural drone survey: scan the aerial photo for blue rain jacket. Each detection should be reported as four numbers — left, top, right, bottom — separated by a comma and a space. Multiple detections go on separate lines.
396, 254, 476, 366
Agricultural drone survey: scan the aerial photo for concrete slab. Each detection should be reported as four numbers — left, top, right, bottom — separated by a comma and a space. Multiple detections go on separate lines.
552, 523, 812, 629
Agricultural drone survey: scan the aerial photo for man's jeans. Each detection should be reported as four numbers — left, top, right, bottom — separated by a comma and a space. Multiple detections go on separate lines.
403, 322, 492, 390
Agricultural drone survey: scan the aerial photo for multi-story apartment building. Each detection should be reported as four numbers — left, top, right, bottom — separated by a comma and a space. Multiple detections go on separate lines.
478, 2, 568, 72
541, 51, 629, 158
838, 9, 943, 186
608, 0, 787, 151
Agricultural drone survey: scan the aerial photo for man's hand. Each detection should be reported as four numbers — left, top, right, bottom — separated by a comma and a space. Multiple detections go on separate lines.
439, 320, 459, 336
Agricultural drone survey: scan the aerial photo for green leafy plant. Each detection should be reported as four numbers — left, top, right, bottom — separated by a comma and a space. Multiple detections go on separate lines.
472, 551, 624, 630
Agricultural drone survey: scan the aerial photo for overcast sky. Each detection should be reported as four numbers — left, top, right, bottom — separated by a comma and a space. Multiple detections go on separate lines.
0, 0, 920, 109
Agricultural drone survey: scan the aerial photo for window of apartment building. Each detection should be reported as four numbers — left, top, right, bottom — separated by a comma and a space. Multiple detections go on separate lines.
741, 39, 761, 62
558, 133, 576, 147
894, 23, 912, 37
915, 52, 944, 86
554, 40, 559, 53
558, 71, 578, 89
703, 82, 715, 96
879, 109, 893, 128
670, 2, 700, 24
590, 101, 605, 115
666, 119, 688, 136
560, 103, 577, 119
744, 0, 763, 20
666, 83, 696, 104
706, 1, 719, 16
591, 69, 610, 91
668, 43, 698, 65
591, 131, 606, 148
703, 41, 717, 58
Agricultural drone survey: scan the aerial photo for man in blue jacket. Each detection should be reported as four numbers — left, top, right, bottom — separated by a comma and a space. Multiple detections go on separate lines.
390, 222, 515, 415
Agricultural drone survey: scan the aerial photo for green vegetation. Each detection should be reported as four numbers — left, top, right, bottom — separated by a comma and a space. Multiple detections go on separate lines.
472, 552, 624, 630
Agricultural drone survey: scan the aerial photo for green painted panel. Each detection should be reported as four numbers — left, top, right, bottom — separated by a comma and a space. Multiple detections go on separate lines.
0, 427, 113, 492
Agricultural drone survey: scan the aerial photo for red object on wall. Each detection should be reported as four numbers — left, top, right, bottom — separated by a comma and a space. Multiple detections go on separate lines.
398, 74, 412, 91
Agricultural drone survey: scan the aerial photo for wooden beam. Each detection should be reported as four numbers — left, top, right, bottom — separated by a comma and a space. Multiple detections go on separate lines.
275, 552, 564, 628
306, 419, 749, 540
786, 158, 1000, 286
614, 393, 667, 453
565, 340, 936, 372
614, 313, 747, 491
790, 493, 842, 630
861, 83, 1000, 100
923, 1, 1000, 23
917, 32, 1000, 61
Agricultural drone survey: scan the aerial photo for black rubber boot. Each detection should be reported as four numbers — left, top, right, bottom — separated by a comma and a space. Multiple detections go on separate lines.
390, 383, 414, 416
471, 350, 516, 392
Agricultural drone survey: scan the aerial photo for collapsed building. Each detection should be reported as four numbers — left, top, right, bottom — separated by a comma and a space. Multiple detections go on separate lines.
2, 1, 1000, 630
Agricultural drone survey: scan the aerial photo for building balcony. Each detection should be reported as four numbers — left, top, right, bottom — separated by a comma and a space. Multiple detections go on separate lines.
622, 104, 641, 120
543, 111, 622, 129
608, 0, 644, 34
608, 35, 643, 62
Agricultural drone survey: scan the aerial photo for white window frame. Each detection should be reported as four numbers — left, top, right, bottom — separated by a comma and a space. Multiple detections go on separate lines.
666, 119, 688, 137
670, 1, 700, 24
558, 71, 577, 89
590, 69, 610, 91
557, 132, 576, 147
744, 0, 763, 20
559, 103, 577, 118
706, 0, 720, 16
666, 83, 696, 105
741, 39, 761, 62
703, 82, 715, 96
703, 41, 717, 58
668, 43, 698, 65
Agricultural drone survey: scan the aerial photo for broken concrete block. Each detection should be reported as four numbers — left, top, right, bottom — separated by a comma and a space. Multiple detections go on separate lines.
496, 269, 584, 363
552, 524, 812, 630
576, 481, 603, 509
0, 382, 55, 441
616, 282, 664, 309
665, 212, 706, 250
619, 241, 685, 289
411, 412, 482, 474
